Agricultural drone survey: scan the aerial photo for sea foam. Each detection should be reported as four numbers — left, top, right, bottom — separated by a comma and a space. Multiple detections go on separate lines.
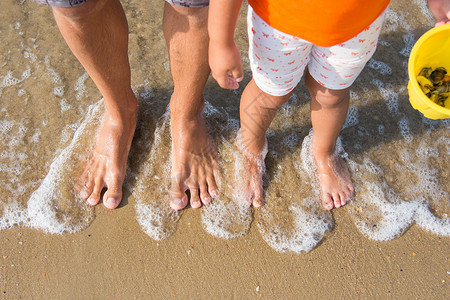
0, 100, 103, 233
134, 109, 181, 240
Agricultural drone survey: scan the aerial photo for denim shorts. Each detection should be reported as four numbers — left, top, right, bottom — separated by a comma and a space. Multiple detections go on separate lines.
33, 0, 87, 7
34, 0, 209, 8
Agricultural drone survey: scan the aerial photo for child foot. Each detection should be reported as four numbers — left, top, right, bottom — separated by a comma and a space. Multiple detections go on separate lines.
313, 150, 354, 210
246, 154, 265, 207
236, 131, 267, 207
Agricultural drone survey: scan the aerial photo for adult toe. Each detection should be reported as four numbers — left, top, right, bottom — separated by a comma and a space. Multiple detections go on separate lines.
190, 187, 202, 209
170, 194, 189, 211
207, 174, 218, 199
87, 179, 103, 206
103, 180, 123, 209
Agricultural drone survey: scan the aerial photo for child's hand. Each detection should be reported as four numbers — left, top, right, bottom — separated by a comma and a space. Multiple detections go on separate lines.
209, 40, 244, 89
429, 0, 450, 26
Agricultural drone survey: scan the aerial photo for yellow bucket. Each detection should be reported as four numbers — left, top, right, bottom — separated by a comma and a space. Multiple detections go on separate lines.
408, 24, 450, 119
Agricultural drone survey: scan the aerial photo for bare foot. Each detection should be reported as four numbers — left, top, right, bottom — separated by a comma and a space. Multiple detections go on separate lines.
313, 147, 354, 210
235, 131, 267, 208
77, 97, 137, 209
169, 113, 219, 210
242, 153, 265, 208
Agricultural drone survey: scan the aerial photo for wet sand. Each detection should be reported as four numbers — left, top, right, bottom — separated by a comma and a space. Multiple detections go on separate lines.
0, 0, 449, 298
1, 206, 448, 298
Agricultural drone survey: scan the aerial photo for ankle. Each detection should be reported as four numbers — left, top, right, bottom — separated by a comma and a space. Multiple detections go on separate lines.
238, 130, 266, 159
169, 93, 204, 121
312, 147, 335, 171
104, 90, 137, 118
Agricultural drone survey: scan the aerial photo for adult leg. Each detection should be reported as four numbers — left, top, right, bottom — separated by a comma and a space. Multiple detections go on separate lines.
53, 0, 137, 209
239, 79, 291, 207
163, 2, 219, 210
305, 71, 354, 210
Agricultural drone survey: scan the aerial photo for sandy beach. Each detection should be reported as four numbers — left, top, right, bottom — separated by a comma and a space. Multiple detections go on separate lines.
1, 206, 448, 298
0, 0, 449, 298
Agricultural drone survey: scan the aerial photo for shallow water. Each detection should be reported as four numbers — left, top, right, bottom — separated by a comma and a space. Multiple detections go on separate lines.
0, 0, 448, 253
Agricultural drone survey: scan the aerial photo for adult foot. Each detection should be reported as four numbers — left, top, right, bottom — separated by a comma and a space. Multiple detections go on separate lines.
169, 113, 219, 210
313, 146, 354, 210
77, 96, 137, 209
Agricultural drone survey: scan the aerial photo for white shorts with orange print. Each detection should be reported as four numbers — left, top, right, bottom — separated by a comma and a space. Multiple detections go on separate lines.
247, 5, 386, 96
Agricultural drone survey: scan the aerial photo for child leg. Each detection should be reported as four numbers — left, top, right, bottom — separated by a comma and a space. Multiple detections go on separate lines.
305, 71, 354, 210
306, 10, 385, 210
240, 80, 292, 156
239, 79, 291, 207
241, 6, 311, 207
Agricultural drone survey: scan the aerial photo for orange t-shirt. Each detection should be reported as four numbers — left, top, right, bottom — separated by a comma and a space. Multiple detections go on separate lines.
248, 0, 390, 47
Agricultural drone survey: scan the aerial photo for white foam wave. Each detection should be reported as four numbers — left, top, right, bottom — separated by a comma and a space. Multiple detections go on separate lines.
0, 203, 28, 231
413, 0, 436, 25
350, 179, 419, 240
398, 116, 412, 142
0, 100, 103, 233
201, 128, 254, 239
0, 67, 31, 95
258, 201, 333, 253
414, 205, 450, 236
75, 72, 89, 101
44, 56, 62, 85
135, 199, 180, 241
399, 33, 416, 57
368, 59, 393, 75
348, 152, 449, 240
282, 133, 299, 148
257, 130, 335, 253
25, 101, 102, 233
134, 109, 180, 240
343, 105, 359, 129
202, 200, 252, 239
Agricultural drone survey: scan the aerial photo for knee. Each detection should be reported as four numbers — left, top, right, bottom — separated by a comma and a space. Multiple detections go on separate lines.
305, 71, 350, 108
165, 4, 208, 29
52, 0, 109, 21
241, 80, 291, 111
242, 91, 290, 114
313, 91, 349, 108
267, 94, 291, 109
